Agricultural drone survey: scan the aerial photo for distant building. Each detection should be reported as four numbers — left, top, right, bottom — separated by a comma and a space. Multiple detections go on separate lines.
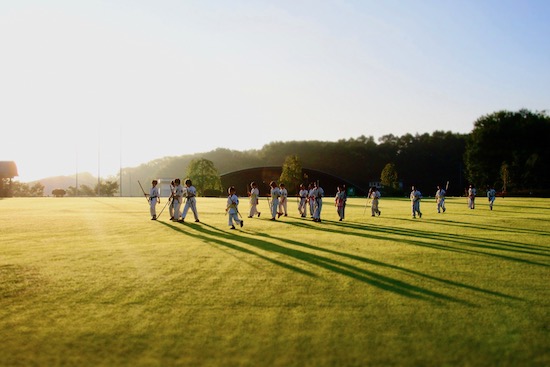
158, 178, 174, 197
0, 161, 19, 197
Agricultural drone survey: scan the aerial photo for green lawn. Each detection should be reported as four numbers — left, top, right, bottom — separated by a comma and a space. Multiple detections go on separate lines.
1, 196, 548, 367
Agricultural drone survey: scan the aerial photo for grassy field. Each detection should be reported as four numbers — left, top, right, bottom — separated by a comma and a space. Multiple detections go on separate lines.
0, 195, 548, 367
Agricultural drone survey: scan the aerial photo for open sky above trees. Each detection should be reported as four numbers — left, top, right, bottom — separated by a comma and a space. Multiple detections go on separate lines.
1, 0, 549, 182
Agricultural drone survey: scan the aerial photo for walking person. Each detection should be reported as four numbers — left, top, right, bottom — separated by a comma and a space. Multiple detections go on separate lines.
487, 185, 497, 210
181, 179, 200, 222
248, 181, 261, 218
370, 186, 381, 217
308, 183, 315, 218
173, 179, 184, 222
269, 181, 281, 221
335, 185, 346, 221
435, 184, 446, 213
468, 184, 477, 209
298, 184, 308, 218
226, 186, 244, 229
148, 180, 160, 220
410, 185, 422, 218
278, 183, 288, 217
168, 180, 176, 220
312, 181, 324, 222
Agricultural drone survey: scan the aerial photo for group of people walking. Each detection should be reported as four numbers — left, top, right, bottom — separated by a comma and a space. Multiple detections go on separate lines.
146, 179, 199, 223
264, 181, 325, 222
145, 179, 499, 226
408, 183, 497, 218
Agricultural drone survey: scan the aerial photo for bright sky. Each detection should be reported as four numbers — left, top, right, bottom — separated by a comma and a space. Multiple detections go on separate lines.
1, 0, 549, 182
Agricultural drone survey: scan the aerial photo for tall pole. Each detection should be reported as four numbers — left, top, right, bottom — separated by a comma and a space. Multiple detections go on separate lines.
97, 127, 101, 197
75, 144, 79, 197
119, 125, 122, 197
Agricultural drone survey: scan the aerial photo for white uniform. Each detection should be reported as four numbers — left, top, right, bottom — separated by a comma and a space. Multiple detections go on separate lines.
149, 185, 160, 218
468, 186, 476, 209
313, 186, 324, 221
335, 190, 346, 220
410, 189, 422, 218
278, 187, 288, 216
227, 194, 243, 228
298, 188, 308, 217
270, 187, 281, 219
370, 190, 381, 217
182, 185, 199, 222
168, 185, 175, 219
249, 187, 260, 217
436, 188, 446, 213
173, 184, 184, 221
487, 188, 496, 210
308, 187, 315, 217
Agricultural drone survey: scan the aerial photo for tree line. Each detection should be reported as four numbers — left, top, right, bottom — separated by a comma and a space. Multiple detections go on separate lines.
125, 109, 546, 197
5, 109, 548, 197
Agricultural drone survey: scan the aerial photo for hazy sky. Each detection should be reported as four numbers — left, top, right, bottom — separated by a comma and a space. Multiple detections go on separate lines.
1, 0, 549, 182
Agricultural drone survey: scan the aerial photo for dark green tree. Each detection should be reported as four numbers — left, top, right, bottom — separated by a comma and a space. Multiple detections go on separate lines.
186, 158, 223, 196
380, 163, 399, 192
10, 181, 44, 197
78, 184, 96, 196
52, 189, 66, 197
96, 180, 119, 197
464, 109, 550, 193
279, 155, 303, 195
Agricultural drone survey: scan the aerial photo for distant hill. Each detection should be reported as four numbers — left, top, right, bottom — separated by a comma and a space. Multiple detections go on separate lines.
31, 172, 97, 196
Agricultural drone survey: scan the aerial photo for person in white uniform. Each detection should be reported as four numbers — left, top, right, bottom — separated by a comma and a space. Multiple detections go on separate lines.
335, 185, 346, 221
148, 180, 160, 220
269, 181, 281, 221
312, 182, 324, 222
410, 185, 422, 218
226, 186, 244, 229
181, 179, 199, 222
370, 187, 381, 217
468, 184, 477, 209
248, 181, 261, 218
435, 184, 446, 213
278, 183, 288, 217
487, 185, 496, 210
172, 179, 184, 222
298, 184, 308, 218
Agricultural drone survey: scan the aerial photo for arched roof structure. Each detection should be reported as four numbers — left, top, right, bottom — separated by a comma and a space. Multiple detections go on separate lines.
220, 166, 369, 196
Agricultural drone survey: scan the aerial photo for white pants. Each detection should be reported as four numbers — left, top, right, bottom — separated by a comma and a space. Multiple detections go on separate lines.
169, 200, 175, 218
173, 199, 182, 220
371, 198, 379, 216
412, 201, 421, 217
313, 199, 322, 219
228, 211, 242, 227
278, 198, 287, 215
437, 198, 445, 213
182, 198, 199, 220
149, 198, 157, 217
249, 199, 260, 217
271, 198, 279, 218
299, 197, 307, 216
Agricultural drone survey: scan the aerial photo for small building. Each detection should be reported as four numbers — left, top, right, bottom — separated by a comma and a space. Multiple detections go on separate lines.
0, 161, 19, 197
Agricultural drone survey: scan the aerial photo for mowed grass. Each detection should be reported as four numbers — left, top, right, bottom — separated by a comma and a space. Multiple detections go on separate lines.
0, 195, 548, 367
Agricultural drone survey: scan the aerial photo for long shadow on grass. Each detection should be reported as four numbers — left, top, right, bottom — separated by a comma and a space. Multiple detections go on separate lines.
262, 225, 522, 303
157, 221, 316, 277
287, 219, 549, 267
404, 215, 550, 237
385, 217, 550, 254
163, 222, 473, 304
